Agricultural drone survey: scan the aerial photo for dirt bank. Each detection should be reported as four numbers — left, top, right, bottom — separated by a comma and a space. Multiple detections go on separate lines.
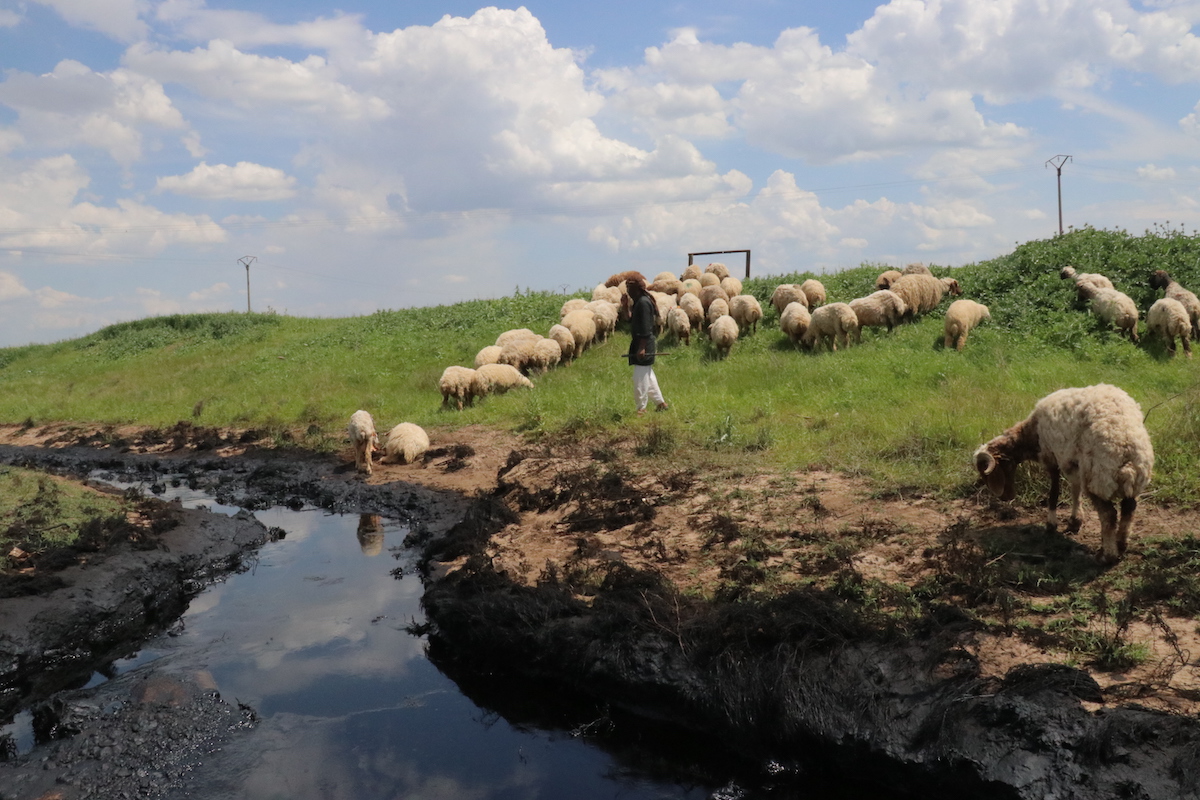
0, 421, 1198, 799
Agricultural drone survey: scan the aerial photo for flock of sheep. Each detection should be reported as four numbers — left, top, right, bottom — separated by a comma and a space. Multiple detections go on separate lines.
1062, 266, 1199, 357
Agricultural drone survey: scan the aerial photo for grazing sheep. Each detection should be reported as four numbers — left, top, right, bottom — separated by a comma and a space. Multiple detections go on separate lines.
383, 422, 429, 465
681, 264, 702, 281
1077, 283, 1139, 342
779, 301, 811, 347
679, 292, 704, 330
902, 262, 931, 275
729, 294, 763, 334
586, 299, 619, 341
499, 336, 543, 373
799, 279, 827, 308
562, 298, 590, 318
705, 262, 731, 279
592, 284, 622, 305
720, 276, 743, 298
803, 302, 859, 352
770, 284, 808, 316
875, 270, 903, 291
649, 277, 684, 297
654, 270, 677, 284
706, 297, 730, 327
439, 366, 478, 411
605, 270, 647, 288
943, 299, 991, 351
698, 272, 721, 288
496, 328, 538, 347
1060, 266, 1114, 304
974, 384, 1154, 564
548, 323, 576, 362
347, 410, 379, 475
561, 309, 597, 358
475, 345, 502, 368
699, 284, 730, 312
649, 291, 677, 334
709, 314, 739, 358
849, 290, 908, 341
888, 274, 960, 318
1149, 269, 1200, 339
667, 306, 691, 345
680, 278, 703, 297
472, 363, 534, 398
1146, 297, 1192, 358
527, 337, 563, 373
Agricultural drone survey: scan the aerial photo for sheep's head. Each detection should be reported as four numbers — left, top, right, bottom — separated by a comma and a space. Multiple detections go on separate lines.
974, 444, 1018, 501
943, 278, 962, 296
1060, 266, 1078, 280
1149, 269, 1171, 291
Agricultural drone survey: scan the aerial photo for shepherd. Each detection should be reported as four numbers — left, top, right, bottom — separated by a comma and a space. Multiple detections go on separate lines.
625, 277, 670, 417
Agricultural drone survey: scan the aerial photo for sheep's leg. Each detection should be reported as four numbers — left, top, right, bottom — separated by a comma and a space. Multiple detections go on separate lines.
1045, 466, 1061, 532
1090, 493, 1120, 563
1066, 477, 1083, 533
1117, 497, 1137, 557
956, 333, 967, 351
1183, 333, 1192, 359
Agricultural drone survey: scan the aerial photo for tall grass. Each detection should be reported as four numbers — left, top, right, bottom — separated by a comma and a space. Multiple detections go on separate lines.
2, 227, 1199, 502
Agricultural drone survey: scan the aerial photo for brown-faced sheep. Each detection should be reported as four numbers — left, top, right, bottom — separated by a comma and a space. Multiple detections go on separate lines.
799, 279, 826, 307
605, 270, 647, 288
1149, 269, 1200, 339
383, 422, 429, 465
943, 299, 991, 351
348, 410, 379, 475
802, 303, 858, 352
974, 384, 1153, 564
779, 301, 811, 347
709, 314, 738, 358
439, 366, 477, 411
1146, 297, 1192, 358
849, 290, 908, 341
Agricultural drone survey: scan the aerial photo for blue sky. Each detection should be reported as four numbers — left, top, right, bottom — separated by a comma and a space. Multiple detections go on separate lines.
2, 0, 1200, 346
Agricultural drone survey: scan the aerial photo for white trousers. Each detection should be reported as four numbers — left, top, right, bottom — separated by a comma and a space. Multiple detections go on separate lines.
633, 365, 665, 411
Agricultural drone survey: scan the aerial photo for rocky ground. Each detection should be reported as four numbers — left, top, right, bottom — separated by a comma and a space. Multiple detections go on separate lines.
0, 420, 1197, 799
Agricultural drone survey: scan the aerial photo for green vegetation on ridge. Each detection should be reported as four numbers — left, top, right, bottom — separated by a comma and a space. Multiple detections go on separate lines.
1, 226, 1199, 502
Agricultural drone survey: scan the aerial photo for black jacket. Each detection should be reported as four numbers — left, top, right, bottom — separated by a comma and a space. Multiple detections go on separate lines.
628, 294, 657, 366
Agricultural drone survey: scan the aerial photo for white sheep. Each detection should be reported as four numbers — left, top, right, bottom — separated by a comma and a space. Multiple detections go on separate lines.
680, 278, 703, 297
699, 284, 730, 312
1149, 269, 1200, 339
720, 276, 743, 298
1060, 266, 1114, 305
799, 279, 827, 308
347, 410, 379, 475
586, 299, 619, 341
472, 363, 534, 398
548, 323, 576, 362
902, 262, 931, 275
649, 291, 677, 334
562, 298, 590, 318
591, 284, 622, 305
667, 306, 691, 346
499, 335, 543, 373
1146, 297, 1192, 358
653, 270, 678, 284
706, 297, 730, 327
705, 262, 731, 279
709, 314, 739, 358
679, 292, 704, 330
849, 290, 908, 340
649, 277, 684, 298
779, 301, 811, 347
728, 294, 763, 334
770, 284, 808, 316
802, 302, 859, 352
974, 384, 1154, 564
496, 328, 538, 347
1077, 283, 1139, 342
527, 337, 562, 373
439, 366, 477, 411
943, 299, 991, 351
698, 272, 721, 288
383, 422, 429, 465
875, 270, 903, 291
474, 345, 502, 368
561, 309, 597, 358
888, 274, 961, 318
681, 264, 703, 281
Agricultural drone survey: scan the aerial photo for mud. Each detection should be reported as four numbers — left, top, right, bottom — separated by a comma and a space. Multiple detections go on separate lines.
0, 431, 1198, 799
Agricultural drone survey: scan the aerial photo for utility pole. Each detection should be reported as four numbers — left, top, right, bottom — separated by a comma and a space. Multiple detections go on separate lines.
1046, 155, 1072, 236
238, 256, 256, 313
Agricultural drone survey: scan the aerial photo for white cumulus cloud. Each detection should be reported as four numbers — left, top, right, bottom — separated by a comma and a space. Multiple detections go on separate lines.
157, 161, 297, 201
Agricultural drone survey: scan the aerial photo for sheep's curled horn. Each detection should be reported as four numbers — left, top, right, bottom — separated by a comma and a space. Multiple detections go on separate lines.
974, 447, 997, 475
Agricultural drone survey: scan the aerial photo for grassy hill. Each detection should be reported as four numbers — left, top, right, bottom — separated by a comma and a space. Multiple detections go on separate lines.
1, 225, 1198, 503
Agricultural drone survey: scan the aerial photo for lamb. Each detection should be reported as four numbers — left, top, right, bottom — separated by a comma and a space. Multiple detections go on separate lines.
942, 299, 991, 351
699, 284, 730, 312
770, 284, 808, 316
347, 410, 379, 475
667, 306, 691, 346
1146, 297, 1192, 358
848, 290, 908, 341
1149, 269, 1200, 339
705, 262, 731, 279
728, 294, 763, 334
561, 309, 597, 358
439, 366, 478, 410
720, 276, 743, 298
973, 383, 1154, 564
548, 323, 576, 362
799, 279, 827, 308
679, 292, 704, 330
709, 314, 739, 358
383, 422, 429, 465
474, 345, 502, 368
779, 301, 811, 347
875, 270, 903, 290
1077, 283, 1139, 342
888, 274, 961, 318
802, 302, 858, 352
706, 297, 730, 327
472, 363, 534, 398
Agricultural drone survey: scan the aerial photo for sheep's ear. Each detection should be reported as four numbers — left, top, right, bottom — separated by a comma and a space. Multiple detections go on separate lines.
974, 447, 997, 475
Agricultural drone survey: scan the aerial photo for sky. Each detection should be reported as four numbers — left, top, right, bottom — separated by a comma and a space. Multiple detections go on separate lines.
3, 0, 1200, 347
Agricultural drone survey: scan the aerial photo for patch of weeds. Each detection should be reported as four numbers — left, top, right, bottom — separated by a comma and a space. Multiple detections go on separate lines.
635, 423, 676, 456
707, 413, 736, 449
745, 425, 773, 452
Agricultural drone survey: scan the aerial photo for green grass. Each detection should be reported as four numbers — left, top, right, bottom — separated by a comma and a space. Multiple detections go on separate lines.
2, 225, 1200, 502
0, 466, 127, 567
